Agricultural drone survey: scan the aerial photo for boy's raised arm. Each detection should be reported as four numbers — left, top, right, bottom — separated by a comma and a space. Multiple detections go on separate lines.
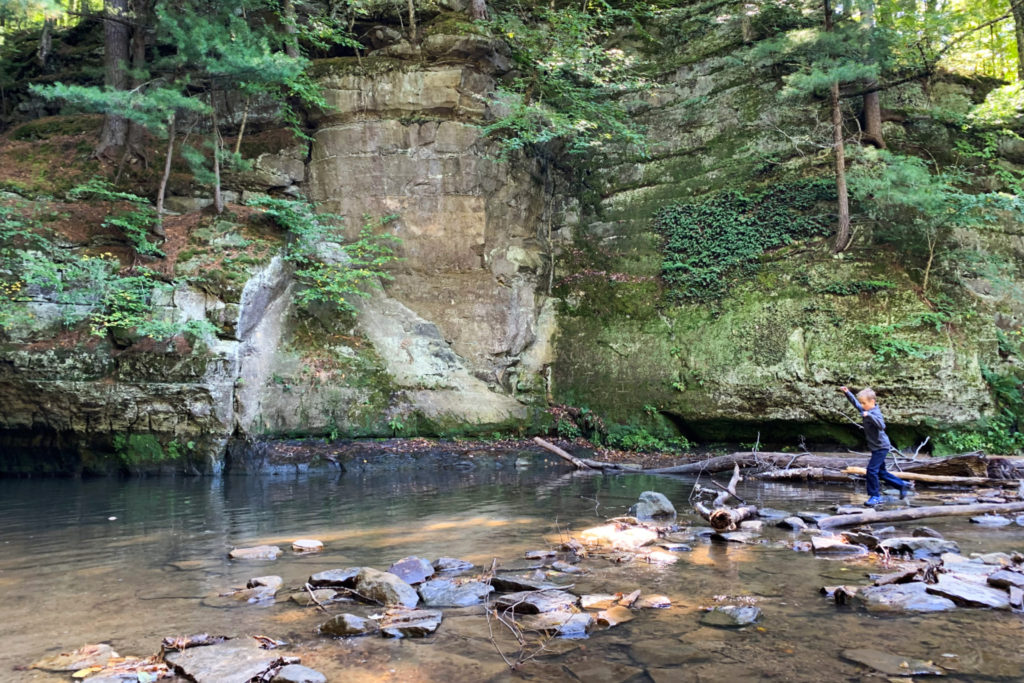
838, 386, 862, 411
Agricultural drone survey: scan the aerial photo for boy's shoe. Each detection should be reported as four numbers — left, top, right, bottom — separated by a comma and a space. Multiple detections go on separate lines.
899, 484, 914, 500
864, 496, 883, 507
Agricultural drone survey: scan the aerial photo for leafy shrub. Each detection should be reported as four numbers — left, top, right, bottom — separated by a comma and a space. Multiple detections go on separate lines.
604, 424, 691, 453
68, 178, 163, 257
818, 279, 895, 295
247, 196, 401, 314
654, 179, 834, 300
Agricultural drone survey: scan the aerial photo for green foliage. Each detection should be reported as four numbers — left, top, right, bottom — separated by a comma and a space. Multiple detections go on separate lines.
68, 178, 163, 257
858, 311, 951, 363
482, 1, 650, 156
654, 179, 835, 300
604, 423, 691, 453
112, 433, 187, 467
246, 196, 401, 314
818, 279, 895, 296
969, 83, 1024, 128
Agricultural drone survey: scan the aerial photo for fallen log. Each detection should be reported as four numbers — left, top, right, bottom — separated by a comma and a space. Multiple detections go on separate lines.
904, 454, 987, 477
645, 452, 874, 475
533, 437, 642, 472
817, 501, 1024, 529
756, 467, 852, 483
693, 464, 758, 531
842, 467, 1018, 487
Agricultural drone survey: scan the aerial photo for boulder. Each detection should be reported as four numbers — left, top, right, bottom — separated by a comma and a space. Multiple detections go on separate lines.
418, 578, 493, 607
700, 606, 762, 628
777, 517, 807, 530
379, 608, 443, 638
388, 556, 435, 585
854, 583, 956, 612
494, 590, 579, 614
354, 567, 419, 608
628, 491, 676, 520
228, 545, 282, 561
319, 613, 379, 637
163, 639, 284, 683
308, 568, 360, 588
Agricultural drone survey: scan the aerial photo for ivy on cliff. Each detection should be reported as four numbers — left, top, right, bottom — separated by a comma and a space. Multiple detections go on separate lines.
654, 179, 835, 301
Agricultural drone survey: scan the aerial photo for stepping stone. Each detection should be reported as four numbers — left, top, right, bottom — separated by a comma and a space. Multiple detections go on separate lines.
811, 536, 869, 556
379, 608, 443, 638
387, 556, 435, 585
494, 590, 579, 614
319, 613, 379, 637
308, 568, 360, 588
926, 575, 1012, 609
228, 545, 281, 561
855, 583, 955, 612
292, 539, 323, 553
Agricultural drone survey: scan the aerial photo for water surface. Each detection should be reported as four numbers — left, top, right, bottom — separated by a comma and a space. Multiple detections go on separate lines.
2, 461, 1023, 681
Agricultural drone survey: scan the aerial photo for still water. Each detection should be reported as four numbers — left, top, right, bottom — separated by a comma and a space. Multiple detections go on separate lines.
2, 458, 1024, 682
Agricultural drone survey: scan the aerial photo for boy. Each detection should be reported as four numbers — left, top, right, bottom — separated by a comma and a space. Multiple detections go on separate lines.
838, 386, 910, 506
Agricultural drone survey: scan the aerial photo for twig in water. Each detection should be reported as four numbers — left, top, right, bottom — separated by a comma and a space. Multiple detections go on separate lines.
303, 582, 330, 613
579, 495, 601, 516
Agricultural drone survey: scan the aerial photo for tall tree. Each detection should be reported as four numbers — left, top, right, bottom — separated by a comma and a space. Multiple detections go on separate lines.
96, 0, 130, 159
824, 0, 851, 252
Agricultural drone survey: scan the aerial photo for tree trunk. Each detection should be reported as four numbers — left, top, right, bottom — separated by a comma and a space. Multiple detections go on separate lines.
283, 0, 299, 58
97, 0, 130, 159
407, 0, 417, 43
37, 18, 54, 67
211, 96, 223, 215
817, 501, 1024, 529
825, 0, 851, 253
470, 0, 487, 20
155, 113, 175, 237
125, 2, 149, 164
1013, 1, 1024, 82
644, 451, 873, 475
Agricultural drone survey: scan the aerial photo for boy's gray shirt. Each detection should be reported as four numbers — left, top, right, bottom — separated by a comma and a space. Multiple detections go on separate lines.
844, 389, 892, 452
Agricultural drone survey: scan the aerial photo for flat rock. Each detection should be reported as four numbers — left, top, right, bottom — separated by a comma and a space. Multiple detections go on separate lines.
842, 647, 945, 676
273, 664, 328, 683
912, 527, 943, 538
712, 531, 759, 544
319, 613, 379, 637
926, 575, 1011, 609
387, 556, 435, 585
581, 594, 618, 610
842, 531, 880, 549
657, 541, 692, 552
525, 549, 556, 560
228, 545, 282, 561
379, 608, 443, 638
739, 520, 764, 532
855, 583, 956, 612
811, 536, 869, 556
291, 540, 323, 553
637, 594, 672, 609
433, 557, 474, 574
308, 567, 360, 588
418, 578, 493, 607
579, 523, 658, 550
757, 507, 790, 519
970, 515, 1012, 526
354, 567, 419, 608
700, 605, 761, 628
551, 560, 584, 574
878, 537, 960, 559
163, 639, 283, 683
290, 589, 337, 606
247, 576, 283, 591
490, 574, 560, 592
596, 605, 635, 627
834, 505, 866, 515
494, 589, 578, 614
987, 569, 1024, 590
777, 517, 807, 530
973, 552, 1013, 565
30, 644, 119, 672
797, 511, 829, 523
519, 611, 592, 638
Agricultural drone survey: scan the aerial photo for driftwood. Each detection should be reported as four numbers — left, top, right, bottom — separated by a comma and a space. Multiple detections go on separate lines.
903, 454, 987, 477
756, 467, 852, 483
693, 464, 758, 531
817, 501, 1024, 529
843, 467, 1018, 487
644, 452, 873, 475
532, 437, 642, 472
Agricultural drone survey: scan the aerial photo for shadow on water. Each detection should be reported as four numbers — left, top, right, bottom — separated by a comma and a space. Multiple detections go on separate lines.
2, 459, 1024, 682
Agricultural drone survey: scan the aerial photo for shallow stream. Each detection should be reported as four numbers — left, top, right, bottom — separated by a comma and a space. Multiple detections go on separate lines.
3, 450, 1024, 682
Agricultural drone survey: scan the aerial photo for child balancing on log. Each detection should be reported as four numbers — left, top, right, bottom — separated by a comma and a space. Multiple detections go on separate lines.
838, 386, 911, 506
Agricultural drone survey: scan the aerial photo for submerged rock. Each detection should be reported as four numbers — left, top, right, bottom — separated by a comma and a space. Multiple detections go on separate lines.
842, 648, 945, 676
579, 523, 658, 550
248, 576, 283, 591
229, 545, 282, 561
418, 578, 493, 607
273, 664, 328, 683
354, 567, 419, 608
379, 608, 443, 638
490, 574, 561, 592
854, 583, 956, 612
811, 536, 869, 556
388, 556, 435, 585
551, 560, 585, 574
519, 611, 593, 638
629, 491, 676, 520
30, 644, 119, 672
777, 517, 808, 531
700, 606, 761, 628
637, 594, 672, 609
878, 537, 959, 559
970, 515, 1012, 526
433, 557, 474, 574
319, 613, 379, 637
596, 605, 635, 627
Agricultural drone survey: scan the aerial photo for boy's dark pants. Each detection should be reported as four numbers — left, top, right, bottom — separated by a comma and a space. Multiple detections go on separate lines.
867, 448, 904, 497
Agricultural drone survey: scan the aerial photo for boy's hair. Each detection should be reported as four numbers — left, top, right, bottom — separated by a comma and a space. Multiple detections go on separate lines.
856, 387, 877, 403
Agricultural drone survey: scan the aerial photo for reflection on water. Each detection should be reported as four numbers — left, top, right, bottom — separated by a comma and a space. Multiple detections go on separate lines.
2, 465, 1024, 682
